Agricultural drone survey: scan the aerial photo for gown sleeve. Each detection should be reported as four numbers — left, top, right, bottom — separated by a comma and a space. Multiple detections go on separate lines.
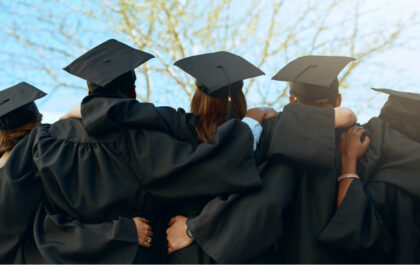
187, 156, 298, 263
0, 131, 43, 263
81, 95, 261, 200
27, 201, 139, 264
317, 180, 394, 263
184, 103, 340, 263
126, 118, 261, 200
81, 95, 197, 141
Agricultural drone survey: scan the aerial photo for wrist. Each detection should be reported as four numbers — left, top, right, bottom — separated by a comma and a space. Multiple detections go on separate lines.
340, 156, 357, 175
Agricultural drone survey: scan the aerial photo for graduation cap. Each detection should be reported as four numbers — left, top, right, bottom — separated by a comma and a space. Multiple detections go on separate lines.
0, 82, 46, 130
272, 55, 355, 100
174, 51, 265, 119
63, 39, 154, 92
372, 88, 420, 116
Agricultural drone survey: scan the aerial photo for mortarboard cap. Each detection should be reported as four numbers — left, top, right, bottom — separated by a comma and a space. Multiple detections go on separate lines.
63, 39, 154, 92
174, 51, 265, 98
0, 82, 46, 130
373, 88, 420, 116
272, 55, 355, 100
174, 51, 264, 119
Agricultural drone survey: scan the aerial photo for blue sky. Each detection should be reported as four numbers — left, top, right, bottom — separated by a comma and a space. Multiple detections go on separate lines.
0, 0, 419, 123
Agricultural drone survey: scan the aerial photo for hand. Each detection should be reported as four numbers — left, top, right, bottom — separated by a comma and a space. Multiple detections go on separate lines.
60, 104, 82, 120
334, 107, 357, 128
166, 215, 194, 254
339, 126, 370, 174
132, 217, 153, 248
245, 107, 278, 125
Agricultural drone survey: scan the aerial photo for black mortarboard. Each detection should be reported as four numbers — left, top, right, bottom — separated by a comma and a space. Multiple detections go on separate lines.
174, 51, 264, 119
373, 88, 420, 116
272, 55, 355, 100
0, 82, 46, 130
63, 39, 154, 92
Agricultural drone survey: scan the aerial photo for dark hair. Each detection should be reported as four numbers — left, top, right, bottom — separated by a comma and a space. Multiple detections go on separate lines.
87, 70, 136, 95
190, 89, 247, 143
289, 88, 338, 108
0, 115, 42, 156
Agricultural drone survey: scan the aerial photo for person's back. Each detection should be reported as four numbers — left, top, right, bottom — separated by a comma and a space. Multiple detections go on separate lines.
7, 40, 264, 264
280, 57, 420, 262
0, 82, 47, 263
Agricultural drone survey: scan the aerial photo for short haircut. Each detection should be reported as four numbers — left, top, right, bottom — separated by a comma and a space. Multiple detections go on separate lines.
289, 87, 338, 108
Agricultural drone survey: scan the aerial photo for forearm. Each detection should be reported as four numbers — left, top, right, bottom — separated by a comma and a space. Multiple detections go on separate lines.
337, 157, 357, 208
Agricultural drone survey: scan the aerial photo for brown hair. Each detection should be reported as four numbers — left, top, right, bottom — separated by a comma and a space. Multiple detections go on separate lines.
190, 90, 247, 143
0, 116, 42, 156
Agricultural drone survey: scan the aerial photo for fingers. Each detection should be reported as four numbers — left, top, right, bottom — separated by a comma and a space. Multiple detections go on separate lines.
133, 217, 153, 247
168, 215, 183, 226
168, 217, 176, 226
362, 136, 371, 148
355, 128, 367, 138
168, 246, 174, 254
139, 237, 152, 248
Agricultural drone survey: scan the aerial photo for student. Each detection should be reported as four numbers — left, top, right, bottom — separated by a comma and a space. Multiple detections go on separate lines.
320, 88, 420, 263
0, 82, 47, 263
271, 56, 420, 263
164, 55, 359, 263
80, 53, 357, 263
3, 39, 269, 264
0, 82, 156, 263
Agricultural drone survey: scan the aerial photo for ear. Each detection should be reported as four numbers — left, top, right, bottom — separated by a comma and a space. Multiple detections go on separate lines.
336, 93, 342, 107
125, 86, 137, 99
289, 96, 296, 103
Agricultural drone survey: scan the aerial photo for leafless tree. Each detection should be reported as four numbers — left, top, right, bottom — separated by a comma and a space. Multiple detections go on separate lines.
0, 0, 418, 108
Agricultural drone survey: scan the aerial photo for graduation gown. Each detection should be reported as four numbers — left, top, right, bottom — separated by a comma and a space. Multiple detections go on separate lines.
71, 100, 338, 264
0, 132, 43, 263
0, 94, 261, 264
187, 103, 338, 264
0, 141, 143, 264
318, 117, 420, 263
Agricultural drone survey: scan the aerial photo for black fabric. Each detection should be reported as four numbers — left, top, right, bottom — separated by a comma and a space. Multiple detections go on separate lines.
87, 69, 136, 94
72, 99, 334, 264
272, 55, 354, 100
0, 95, 261, 263
0, 102, 41, 130
174, 51, 264, 97
272, 55, 354, 87
63, 39, 154, 88
195, 80, 243, 99
318, 180, 394, 263
187, 103, 338, 264
0, 131, 43, 263
318, 118, 420, 263
0, 82, 46, 130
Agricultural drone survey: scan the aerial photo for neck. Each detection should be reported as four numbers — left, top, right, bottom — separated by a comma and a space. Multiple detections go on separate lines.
0, 151, 11, 168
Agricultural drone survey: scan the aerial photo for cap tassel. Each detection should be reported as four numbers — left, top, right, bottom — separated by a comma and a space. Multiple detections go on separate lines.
227, 95, 234, 120
216, 65, 235, 120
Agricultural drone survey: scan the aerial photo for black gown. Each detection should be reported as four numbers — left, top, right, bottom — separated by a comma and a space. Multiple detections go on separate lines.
0, 93, 262, 264
187, 103, 338, 264
73, 99, 339, 264
318, 117, 420, 263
